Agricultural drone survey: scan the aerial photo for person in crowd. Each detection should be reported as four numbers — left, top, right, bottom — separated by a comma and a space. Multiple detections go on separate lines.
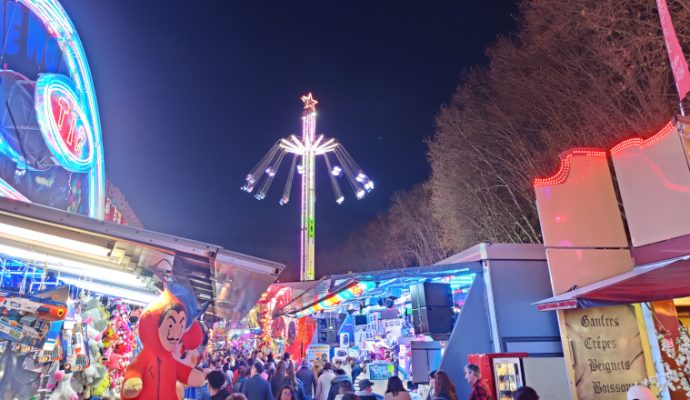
272, 361, 289, 397
242, 361, 275, 400
236, 361, 249, 383
462, 365, 487, 400
512, 386, 538, 400
234, 367, 250, 393
349, 358, 362, 383
315, 362, 336, 400
342, 357, 353, 376
626, 385, 655, 400
286, 363, 307, 400
228, 394, 249, 400
313, 359, 324, 378
267, 364, 277, 384
384, 377, 410, 400
279, 386, 298, 400
356, 379, 383, 400
296, 361, 317, 400
327, 369, 353, 400
406, 381, 420, 400
268, 353, 275, 365
208, 370, 232, 400
341, 393, 360, 400
431, 371, 458, 400
335, 380, 354, 400
283, 352, 291, 363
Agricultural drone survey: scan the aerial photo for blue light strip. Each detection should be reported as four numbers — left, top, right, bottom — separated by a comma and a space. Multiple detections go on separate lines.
20, 0, 105, 219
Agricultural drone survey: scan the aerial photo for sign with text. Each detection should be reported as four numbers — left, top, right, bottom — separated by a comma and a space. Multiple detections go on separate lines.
306, 344, 331, 363
564, 305, 646, 399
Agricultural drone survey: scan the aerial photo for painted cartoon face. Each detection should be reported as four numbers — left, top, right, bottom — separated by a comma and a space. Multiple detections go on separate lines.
158, 307, 187, 352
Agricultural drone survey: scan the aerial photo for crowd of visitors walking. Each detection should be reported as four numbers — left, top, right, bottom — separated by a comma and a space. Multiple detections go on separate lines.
189, 349, 543, 400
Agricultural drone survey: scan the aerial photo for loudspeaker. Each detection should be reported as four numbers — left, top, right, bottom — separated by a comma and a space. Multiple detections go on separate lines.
410, 283, 453, 309
318, 330, 329, 344
412, 307, 454, 335
354, 315, 368, 326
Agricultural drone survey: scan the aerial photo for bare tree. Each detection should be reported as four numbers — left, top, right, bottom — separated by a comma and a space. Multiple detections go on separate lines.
329, 0, 690, 271
428, 0, 690, 248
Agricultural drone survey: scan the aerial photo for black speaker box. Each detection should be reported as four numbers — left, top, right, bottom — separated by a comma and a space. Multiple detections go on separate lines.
318, 330, 329, 344
412, 307, 454, 335
410, 283, 453, 309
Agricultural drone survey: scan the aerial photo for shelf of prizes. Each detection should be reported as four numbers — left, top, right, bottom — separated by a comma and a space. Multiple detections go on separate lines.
0, 261, 146, 400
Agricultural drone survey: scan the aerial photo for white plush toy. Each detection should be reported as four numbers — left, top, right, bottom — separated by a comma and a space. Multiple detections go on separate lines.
48, 370, 78, 400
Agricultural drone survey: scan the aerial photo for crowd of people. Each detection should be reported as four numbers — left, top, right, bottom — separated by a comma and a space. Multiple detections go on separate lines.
189, 349, 543, 400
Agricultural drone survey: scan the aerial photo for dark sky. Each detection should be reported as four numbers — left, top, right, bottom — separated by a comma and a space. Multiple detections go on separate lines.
58, 1, 516, 281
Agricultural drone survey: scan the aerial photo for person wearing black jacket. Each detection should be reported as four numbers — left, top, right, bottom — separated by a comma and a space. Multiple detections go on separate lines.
243, 361, 275, 400
296, 361, 317, 400
207, 370, 232, 400
327, 369, 352, 400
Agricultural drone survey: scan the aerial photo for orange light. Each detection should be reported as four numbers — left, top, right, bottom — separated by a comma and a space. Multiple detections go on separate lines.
301, 92, 318, 112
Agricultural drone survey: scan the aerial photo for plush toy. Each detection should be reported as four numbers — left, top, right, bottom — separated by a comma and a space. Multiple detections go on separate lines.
121, 290, 205, 399
48, 370, 78, 400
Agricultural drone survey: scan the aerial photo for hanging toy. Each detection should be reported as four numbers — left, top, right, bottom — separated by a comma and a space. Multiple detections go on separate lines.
121, 290, 205, 399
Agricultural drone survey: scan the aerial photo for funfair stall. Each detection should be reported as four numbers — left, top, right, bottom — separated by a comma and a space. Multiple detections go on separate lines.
532, 116, 690, 400
0, 196, 284, 399
269, 243, 567, 399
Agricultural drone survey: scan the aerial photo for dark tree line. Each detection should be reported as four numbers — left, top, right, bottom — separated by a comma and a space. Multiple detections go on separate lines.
325, 0, 690, 274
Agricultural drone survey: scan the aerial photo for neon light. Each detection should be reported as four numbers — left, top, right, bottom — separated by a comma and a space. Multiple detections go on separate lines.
301, 92, 318, 112
533, 148, 607, 188
34, 74, 95, 172
242, 94, 375, 281
19, 0, 105, 219
610, 121, 676, 155
296, 281, 376, 317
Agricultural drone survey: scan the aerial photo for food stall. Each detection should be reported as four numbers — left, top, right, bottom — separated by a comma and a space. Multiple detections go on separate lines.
532, 116, 690, 400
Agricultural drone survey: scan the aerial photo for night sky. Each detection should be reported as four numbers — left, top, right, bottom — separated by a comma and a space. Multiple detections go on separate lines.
58, 1, 516, 281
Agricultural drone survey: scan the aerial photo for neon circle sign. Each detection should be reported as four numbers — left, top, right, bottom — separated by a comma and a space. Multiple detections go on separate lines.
35, 74, 95, 173
0, 0, 106, 218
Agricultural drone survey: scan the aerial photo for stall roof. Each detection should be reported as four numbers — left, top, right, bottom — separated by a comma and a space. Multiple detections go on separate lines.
535, 255, 690, 311
275, 261, 481, 317
0, 197, 284, 319
435, 242, 546, 265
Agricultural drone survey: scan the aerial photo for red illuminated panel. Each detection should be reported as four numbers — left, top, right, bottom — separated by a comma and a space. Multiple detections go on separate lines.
610, 121, 676, 155
533, 149, 608, 188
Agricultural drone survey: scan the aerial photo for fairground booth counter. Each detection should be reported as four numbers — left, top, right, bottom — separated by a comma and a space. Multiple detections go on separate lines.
532, 116, 690, 400
259, 243, 570, 400
0, 196, 283, 399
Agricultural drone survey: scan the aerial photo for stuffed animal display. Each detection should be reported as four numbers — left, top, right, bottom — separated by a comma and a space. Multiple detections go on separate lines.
121, 290, 205, 399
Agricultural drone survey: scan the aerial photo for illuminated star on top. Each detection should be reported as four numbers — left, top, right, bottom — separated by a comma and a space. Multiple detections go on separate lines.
301, 92, 318, 112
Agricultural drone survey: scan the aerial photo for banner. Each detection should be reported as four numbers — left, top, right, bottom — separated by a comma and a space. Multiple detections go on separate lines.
657, 0, 690, 100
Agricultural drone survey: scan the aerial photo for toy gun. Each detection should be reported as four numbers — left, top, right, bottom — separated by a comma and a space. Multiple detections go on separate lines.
0, 296, 65, 320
